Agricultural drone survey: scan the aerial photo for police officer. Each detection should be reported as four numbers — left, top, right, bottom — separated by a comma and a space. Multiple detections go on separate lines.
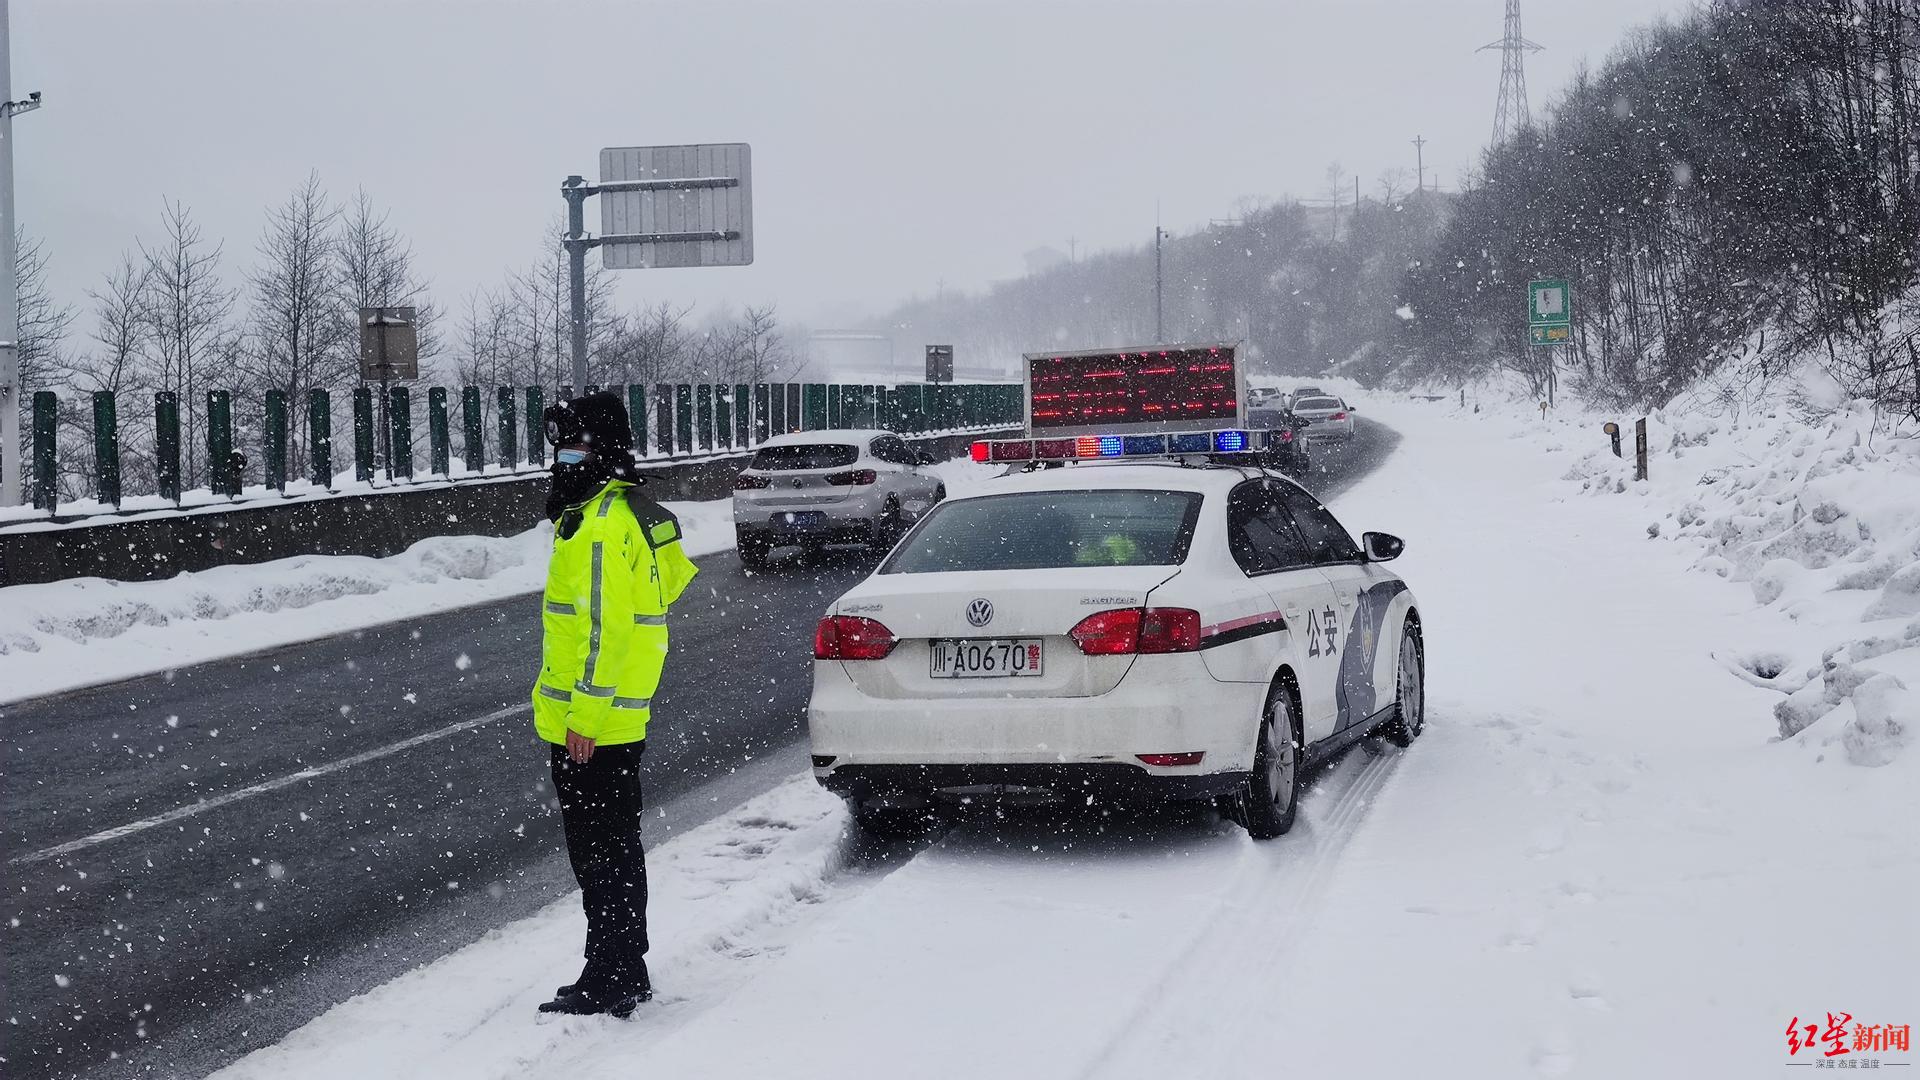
532, 392, 698, 1018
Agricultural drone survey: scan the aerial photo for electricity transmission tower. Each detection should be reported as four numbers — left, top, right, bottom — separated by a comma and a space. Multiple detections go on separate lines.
1477, 0, 1542, 145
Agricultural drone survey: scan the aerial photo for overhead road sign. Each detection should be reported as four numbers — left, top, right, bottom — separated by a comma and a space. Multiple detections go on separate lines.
558, 142, 755, 389
597, 143, 753, 269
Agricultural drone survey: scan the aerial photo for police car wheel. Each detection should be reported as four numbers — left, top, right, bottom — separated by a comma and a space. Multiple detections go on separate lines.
1382, 621, 1425, 747
1245, 684, 1302, 839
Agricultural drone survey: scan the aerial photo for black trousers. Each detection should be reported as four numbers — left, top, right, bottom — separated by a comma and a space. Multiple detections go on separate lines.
551, 741, 649, 994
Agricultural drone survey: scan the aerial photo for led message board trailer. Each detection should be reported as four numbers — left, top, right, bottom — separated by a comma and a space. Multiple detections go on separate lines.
1023, 343, 1244, 438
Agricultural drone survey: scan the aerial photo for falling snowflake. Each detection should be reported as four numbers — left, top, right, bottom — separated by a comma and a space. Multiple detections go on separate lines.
455, 653, 473, 671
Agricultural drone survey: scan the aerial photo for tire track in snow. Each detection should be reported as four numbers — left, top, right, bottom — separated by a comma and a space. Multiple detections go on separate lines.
1075, 744, 1404, 1080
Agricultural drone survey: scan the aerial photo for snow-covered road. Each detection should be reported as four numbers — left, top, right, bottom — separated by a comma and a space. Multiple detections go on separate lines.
209, 398, 1918, 1080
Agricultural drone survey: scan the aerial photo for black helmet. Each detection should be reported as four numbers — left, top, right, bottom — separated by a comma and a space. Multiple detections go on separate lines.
544, 392, 639, 479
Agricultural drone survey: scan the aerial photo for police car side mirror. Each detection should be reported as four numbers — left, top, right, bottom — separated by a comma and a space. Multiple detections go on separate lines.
1362, 531, 1404, 562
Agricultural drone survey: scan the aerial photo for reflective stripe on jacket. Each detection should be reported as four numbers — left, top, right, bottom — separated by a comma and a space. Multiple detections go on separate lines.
531, 480, 699, 746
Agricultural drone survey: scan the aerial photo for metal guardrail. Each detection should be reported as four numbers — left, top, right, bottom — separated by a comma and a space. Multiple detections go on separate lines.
21, 380, 1024, 518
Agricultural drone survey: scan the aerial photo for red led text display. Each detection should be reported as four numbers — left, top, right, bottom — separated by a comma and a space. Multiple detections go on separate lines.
1028, 346, 1239, 433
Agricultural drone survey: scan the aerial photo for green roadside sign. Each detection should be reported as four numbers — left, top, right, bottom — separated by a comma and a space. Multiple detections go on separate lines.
1528, 279, 1571, 346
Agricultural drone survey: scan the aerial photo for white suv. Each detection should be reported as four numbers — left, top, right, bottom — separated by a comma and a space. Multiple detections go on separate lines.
733, 430, 946, 568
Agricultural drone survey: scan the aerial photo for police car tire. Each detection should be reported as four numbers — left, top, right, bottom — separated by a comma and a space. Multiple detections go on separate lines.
1245, 683, 1303, 839
1381, 621, 1425, 748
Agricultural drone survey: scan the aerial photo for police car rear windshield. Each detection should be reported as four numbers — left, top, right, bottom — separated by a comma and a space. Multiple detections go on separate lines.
882, 490, 1202, 574
1295, 397, 1342, 410
749, 444, 860, 470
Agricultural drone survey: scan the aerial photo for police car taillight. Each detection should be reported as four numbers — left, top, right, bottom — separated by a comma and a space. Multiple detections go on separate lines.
825, 468, 879, 486
814, 616, 897, 660
1068, 607, 1202, 655
1331, 411, 1348, 421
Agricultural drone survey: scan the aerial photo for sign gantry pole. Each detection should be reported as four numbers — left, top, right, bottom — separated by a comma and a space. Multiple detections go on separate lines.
562, 176, 592, 392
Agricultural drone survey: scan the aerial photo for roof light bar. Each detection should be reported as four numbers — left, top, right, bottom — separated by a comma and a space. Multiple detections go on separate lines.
972, 428, 1270, 465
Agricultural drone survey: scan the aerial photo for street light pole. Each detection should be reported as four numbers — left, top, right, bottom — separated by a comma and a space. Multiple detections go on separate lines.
1154, 223, 1165, 344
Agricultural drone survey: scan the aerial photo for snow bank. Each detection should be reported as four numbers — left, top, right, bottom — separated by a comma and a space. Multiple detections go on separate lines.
0, 498, 734, 704
1560, 398, 1920, 765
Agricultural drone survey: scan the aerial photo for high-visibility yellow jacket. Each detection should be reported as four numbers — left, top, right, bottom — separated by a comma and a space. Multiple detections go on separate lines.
531, 480, 699, 746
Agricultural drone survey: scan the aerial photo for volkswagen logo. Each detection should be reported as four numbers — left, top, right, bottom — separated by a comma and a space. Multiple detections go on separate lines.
965, 598, 994, 627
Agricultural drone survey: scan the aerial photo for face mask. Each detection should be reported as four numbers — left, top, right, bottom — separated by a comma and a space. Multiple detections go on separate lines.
555, 448, 590, 465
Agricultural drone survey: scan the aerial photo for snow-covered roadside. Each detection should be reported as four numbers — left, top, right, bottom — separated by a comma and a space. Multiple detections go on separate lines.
0, 498, 733, 704
1237, 397, 1918, 1078
185, 400, 1919, 1078
206, 778, 853, 1080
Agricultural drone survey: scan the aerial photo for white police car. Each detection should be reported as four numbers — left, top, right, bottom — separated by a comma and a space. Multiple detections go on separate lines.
807, 431, 1423, 839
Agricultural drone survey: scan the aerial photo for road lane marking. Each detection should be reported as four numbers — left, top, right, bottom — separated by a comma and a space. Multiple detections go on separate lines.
10, 702, 531, 867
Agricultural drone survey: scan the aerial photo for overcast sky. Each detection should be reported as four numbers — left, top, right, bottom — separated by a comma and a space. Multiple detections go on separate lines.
14, 0, 1686, 335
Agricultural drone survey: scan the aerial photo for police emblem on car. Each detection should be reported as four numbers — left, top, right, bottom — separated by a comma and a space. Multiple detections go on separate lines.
965, 598, 994, 627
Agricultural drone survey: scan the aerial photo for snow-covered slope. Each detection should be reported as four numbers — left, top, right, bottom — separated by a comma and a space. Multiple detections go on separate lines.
1563, 400, 1920, 766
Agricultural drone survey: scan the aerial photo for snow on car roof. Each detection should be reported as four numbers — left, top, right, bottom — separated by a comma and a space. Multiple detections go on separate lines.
755, 429, 892, 448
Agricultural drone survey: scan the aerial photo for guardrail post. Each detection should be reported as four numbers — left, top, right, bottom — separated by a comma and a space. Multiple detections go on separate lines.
155, 392, 182, 503
389, 385, 415, 480
696, 384, 715, 450
461, 387, 484, 472
523, 387, 543, 465
428, 387, 450, 477
560, 384, 575, 402
30, 390, 57, 512
309, 389, 333, 488
627, 384, 647, 455
497, 387, 518, 468
1634, 417, 1649, 481
353, 387, 376, 483
653, 384, 672, 456
92, 390, 121, 507
898, 384, 921, 434
263, 389, 287, 492
800, 384, 823, 430
207, 389, 238, 497
675, 384, 693, 454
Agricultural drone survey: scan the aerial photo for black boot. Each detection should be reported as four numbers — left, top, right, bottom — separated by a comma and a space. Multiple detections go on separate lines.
537, 984, 652, 1018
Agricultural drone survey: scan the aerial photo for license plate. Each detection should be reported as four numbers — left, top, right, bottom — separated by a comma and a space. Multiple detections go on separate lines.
776, 511, 826, 527
930, 638, 1044, 678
